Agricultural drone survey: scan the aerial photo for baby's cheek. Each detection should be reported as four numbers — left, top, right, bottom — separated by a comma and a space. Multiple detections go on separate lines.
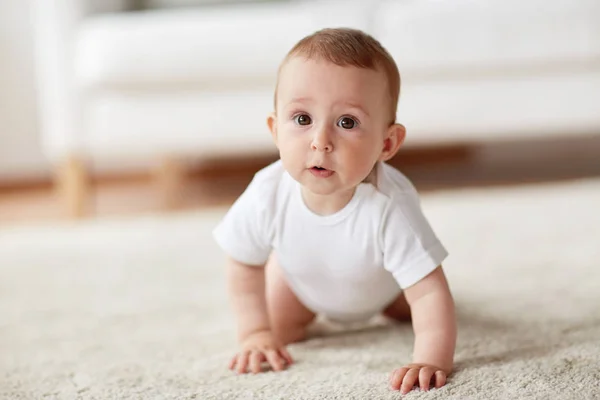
349, 143, 377, 166
279, 146, 304, 175
281, 133, 305, 149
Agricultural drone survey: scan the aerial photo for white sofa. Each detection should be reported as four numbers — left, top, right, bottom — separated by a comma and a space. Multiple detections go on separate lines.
31, 0, 600, 216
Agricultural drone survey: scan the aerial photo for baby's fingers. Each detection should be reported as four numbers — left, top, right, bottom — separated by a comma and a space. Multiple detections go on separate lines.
236, 351, 250, 374
265, 350, 285, 371
390, 367, 409, 391
249, 351, 264, 374
400, 368, 420, 394
228, 355, 238, 370
419, 367, 436, 392
434, 370, 447, 389
278, 347, 294, 365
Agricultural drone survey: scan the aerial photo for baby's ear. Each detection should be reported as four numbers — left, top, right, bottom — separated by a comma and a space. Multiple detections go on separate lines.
267, 112, 278, 145
379, 123, 406, 161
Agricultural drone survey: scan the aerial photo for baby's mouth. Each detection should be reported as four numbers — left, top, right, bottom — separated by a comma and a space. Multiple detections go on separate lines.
309, 166, 334, 178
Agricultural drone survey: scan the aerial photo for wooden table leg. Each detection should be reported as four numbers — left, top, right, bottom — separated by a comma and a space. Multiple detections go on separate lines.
155, 156, 186, 210
56, 155, 90, 218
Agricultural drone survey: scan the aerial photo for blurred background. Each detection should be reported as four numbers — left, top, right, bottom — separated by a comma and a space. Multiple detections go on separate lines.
1, 0, 600, 224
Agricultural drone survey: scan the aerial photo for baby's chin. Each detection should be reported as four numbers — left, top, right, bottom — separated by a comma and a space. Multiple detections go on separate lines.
301, 184, 338, 197
299, 176, 361, 197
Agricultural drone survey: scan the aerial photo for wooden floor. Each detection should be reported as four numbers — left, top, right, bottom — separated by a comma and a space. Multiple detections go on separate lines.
1, 135, 600, 226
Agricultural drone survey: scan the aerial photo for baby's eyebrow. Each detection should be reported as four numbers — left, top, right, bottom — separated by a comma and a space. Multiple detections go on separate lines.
287, 97, 314, 106
285, 97, 370, 117
342, 102, 370, 118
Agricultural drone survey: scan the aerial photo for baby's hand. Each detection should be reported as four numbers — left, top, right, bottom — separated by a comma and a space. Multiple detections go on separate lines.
229, 330, 293, 374
389, 363, 447, 394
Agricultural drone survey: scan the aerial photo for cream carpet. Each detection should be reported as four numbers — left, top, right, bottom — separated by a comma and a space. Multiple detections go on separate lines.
2, 179, 600, 399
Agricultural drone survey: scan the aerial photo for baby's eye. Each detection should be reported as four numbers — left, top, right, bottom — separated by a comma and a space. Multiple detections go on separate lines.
294, 114, 312, 126
337, 116, 358, 130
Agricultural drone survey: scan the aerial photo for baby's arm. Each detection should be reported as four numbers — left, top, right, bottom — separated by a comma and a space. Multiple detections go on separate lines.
226, 257, 292, 374
227, 257, 270, 339
390, 266, 456, 393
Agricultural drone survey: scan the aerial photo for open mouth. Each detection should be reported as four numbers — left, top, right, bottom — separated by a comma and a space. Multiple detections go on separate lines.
309, 166, 334, 178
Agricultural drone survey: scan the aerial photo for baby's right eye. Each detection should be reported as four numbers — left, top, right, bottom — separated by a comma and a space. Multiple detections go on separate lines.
294, 114, 312, 126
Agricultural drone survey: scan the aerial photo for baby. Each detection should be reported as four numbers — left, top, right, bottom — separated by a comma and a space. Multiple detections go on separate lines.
213, 27, 456, 394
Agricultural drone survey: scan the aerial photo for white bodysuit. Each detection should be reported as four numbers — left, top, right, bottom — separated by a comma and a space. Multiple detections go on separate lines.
213, 160, 448, 322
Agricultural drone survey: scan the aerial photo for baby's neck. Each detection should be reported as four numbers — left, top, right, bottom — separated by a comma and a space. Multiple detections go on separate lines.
300, 186, 356, 216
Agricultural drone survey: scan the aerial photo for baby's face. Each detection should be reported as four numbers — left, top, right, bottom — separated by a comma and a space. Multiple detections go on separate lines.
269, 56, 396, 197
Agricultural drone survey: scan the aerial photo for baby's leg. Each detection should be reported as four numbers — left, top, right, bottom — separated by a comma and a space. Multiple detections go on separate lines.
266, 253, 316, 345
382, 292, 412, 322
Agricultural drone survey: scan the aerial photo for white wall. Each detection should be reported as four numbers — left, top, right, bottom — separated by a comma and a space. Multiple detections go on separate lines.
0, 0, 48, 181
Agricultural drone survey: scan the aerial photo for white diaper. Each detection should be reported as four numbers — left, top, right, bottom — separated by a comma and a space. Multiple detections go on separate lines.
321, 309, 380, 324
288, 278, 401, 326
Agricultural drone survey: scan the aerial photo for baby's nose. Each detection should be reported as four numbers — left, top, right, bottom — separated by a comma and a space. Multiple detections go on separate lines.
311, 129, 333, 152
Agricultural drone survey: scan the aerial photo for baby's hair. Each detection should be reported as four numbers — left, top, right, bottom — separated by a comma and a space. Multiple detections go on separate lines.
274, 27, 400, 124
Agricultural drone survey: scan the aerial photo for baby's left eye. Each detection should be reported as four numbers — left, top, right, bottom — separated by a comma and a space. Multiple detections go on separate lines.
337, 117, 357, 130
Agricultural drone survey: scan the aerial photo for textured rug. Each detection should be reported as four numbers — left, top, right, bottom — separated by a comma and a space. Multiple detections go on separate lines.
1, 178, 600, 399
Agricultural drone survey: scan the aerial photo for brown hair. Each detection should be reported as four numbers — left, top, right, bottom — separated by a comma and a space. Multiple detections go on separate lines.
274, 27, 400, 124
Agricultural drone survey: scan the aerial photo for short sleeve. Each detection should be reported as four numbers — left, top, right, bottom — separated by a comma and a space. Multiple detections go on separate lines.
212, 177, 274, 266
381, 196, 448, 289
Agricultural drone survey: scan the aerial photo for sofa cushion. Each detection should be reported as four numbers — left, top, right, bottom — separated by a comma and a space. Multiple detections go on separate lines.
374, 0, 600, 77
75, 0, 372, 89
82, 89, 277, 157
85, 0, 135, 14
138, 0, 284, 9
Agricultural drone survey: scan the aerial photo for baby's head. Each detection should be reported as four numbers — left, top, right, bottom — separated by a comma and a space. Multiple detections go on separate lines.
267, 28, 406, 197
